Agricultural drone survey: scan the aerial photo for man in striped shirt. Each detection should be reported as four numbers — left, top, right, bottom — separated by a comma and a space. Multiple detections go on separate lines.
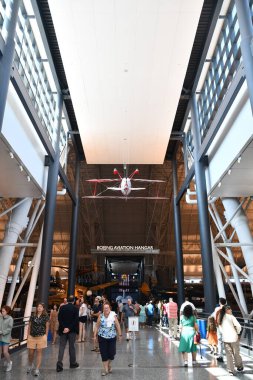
166, 298, 178, 339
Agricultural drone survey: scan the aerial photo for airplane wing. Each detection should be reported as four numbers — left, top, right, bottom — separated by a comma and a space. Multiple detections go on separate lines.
86, 179, 120, 183
89, 281, 119, 291
107, 187, 122, 191
107, 187, 146, 191
83, 196, 169, 200
131, 179, 165, 183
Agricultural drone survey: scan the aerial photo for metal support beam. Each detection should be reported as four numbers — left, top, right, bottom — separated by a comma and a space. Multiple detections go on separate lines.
176, 62, 245, 202
0, 0, 21, 133
38, 96, 63, 306
68, 156, 80, 296
176, 164, 195, 204
191, 95, 216, 313
235, 0, 253, 113
215, 243, 253, 247
214, 198, 246, 242
172, 158, 184, 307
0, 243, 37, 247
11, 67, 76, 203
0, 197, 30, 218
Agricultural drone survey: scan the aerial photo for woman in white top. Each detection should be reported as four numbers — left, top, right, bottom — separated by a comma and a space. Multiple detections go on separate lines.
78, 297, 88, 342
218, 305, 243, 375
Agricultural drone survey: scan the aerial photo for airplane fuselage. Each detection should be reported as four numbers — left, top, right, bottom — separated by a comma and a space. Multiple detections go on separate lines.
121, 177, 131, 196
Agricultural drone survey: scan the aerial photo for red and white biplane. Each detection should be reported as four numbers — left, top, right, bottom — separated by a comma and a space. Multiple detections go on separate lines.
83, 167, 168, 200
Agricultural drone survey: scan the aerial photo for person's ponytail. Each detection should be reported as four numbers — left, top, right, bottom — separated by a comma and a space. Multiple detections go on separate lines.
218, 305, 226, 325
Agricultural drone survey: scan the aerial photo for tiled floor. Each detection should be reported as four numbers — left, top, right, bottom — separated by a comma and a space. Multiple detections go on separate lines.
1, 325, 253, 379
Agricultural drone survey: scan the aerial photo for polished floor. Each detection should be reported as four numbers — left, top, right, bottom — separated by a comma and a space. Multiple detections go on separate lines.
1, 325, 253, 379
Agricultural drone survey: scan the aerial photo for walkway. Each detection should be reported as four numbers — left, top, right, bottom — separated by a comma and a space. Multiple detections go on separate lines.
2, 326, 253, 379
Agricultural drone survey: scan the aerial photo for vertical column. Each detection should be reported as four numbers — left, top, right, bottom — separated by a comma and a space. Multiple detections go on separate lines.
191, 95, 216, 313
172, 158, 185, 307
38, 95, 63, 305
68, 156, 80, 296
0, 197, 32, 307
222, 197, 253, 295
0, 0, 21, 132
235, 0, 253, 113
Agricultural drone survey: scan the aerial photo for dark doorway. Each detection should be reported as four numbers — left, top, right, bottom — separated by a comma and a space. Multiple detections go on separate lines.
105, 256, 144, 301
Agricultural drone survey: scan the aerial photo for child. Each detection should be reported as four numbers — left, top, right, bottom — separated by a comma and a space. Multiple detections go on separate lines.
0, 305, 14, 372
206, 316, 218, 354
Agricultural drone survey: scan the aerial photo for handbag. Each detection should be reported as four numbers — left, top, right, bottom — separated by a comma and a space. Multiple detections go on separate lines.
194, 331, 201, 344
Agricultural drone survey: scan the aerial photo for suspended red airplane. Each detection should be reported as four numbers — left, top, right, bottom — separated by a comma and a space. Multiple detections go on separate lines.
83, 167, 168, 200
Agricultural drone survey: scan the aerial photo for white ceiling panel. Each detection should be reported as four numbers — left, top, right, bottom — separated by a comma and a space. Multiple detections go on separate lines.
48, 0, 204, 164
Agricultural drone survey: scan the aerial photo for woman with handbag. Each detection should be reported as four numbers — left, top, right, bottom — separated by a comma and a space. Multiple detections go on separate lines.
218, 305, 243, 376
178, 304, 199, 367
94, 301, 122, 376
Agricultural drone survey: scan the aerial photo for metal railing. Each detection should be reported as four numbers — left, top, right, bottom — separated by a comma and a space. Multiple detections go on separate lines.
9, 316, 29, 351
186, 0, 242, 155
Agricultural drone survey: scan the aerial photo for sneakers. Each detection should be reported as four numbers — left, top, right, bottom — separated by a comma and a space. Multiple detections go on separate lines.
192, 361, 197, 366
27, 364, 34, 373
34, 369, 40, 376
5, 361, 12, 372
237, 367, 244, 372
184, 361, 188, 367
217, 356, 224, 362
228, 370, 235, 376
70, 362, 79, 369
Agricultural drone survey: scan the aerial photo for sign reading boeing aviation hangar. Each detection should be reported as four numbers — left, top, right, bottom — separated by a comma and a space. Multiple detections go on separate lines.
91, 246, 159, 255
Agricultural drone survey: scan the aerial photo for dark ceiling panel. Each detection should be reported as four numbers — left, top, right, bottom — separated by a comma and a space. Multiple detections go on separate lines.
165, 0, 219, 159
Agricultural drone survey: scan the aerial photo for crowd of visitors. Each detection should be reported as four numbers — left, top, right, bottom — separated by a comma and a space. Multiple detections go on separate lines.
0, 294, 246, 377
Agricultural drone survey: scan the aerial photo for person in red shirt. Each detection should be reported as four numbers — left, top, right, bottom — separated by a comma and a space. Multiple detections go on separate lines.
166, 298, 178, 339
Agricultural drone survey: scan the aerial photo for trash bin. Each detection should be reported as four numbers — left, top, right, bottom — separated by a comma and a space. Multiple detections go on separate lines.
197, 319, 207, 339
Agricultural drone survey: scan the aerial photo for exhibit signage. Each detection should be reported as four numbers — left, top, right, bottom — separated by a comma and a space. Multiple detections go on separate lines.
97, 245, 154, 251
128, 316, 139, 332
91, 245, 159, 255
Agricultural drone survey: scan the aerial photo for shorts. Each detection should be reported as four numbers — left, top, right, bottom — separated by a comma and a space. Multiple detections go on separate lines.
0, 341, 9, 346
79, 316, 87, 323
27, 334, 47, 349
124, 318, 129, 329
93, 321, 97, 332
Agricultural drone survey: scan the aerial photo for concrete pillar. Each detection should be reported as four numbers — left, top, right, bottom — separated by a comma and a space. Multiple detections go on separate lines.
222, 197, 253, 295
0, 197, 32, 307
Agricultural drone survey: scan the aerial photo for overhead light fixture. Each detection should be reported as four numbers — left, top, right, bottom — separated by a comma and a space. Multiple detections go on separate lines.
218, 182, 222, 187
19, 165, 23, 172
27, 176, 31, 182
237, 156, 242, 163
9, 152, 14, 159
228, 169, 232, 175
